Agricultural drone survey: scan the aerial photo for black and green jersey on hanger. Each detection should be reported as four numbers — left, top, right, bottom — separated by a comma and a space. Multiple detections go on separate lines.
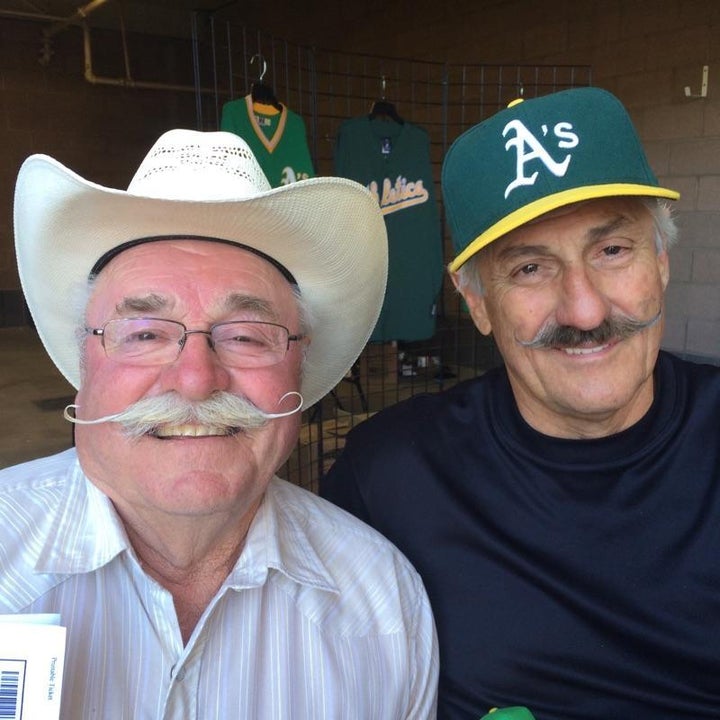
335, 115, 443, 343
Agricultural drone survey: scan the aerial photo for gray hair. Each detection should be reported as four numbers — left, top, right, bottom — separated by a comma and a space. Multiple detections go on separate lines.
453, 197, 678, 297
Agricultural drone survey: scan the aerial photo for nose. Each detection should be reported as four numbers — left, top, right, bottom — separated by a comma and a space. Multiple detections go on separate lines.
554, 264, 610, 331
160, 330, 231, 400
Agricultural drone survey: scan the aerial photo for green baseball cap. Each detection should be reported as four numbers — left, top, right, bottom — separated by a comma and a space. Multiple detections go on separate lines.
442, 87, 679, 272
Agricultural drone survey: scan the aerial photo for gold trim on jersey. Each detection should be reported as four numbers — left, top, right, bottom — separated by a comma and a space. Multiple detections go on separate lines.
244, 94, 287, 154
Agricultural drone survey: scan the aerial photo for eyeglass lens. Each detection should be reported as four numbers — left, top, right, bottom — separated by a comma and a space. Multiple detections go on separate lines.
98, 317, 292, 368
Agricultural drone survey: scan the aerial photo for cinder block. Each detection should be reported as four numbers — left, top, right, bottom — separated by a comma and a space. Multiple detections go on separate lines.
664, 280, 691, 313
687, 283, 720, 319
669, 139, 720, 175
674, 209, 720, 245
644, 26, 712, 70
644, 140, 672, 176
686, 318, 720, 357
702, 101, 720, 135
593, 39, 647, 79
642, 102, 704, 141
662, 176, 697, 212
667, 245, 693, 283
660, 313, 687, 353
618, 72, 675, 108
697, 176, 720, 211
692, 249, 720, 282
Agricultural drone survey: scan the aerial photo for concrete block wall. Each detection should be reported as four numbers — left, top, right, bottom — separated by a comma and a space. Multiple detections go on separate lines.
1, 0, 719, 362
0, 17, 197, 325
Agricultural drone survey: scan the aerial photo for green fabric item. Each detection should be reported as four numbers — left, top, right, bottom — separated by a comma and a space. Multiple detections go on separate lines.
221, 95, 314, 187
335, 116, 443, 342
479, 707, 536, 720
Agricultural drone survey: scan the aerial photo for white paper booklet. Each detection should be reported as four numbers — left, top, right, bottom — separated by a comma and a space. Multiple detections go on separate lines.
0, 614, 66, 720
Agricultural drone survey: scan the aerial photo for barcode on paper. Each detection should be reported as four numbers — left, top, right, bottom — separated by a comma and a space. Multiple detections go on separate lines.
0, 660, 26, 720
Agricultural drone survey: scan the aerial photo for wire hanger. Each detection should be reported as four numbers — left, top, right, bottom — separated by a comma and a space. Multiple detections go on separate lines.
250, 54, 282, 111
369, 75, 403, 124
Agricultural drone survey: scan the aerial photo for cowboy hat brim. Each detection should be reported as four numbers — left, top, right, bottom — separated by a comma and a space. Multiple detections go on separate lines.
14, 154, 388, 409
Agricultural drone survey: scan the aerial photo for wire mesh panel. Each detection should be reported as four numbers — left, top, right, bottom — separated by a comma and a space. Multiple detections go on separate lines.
192, 20, 592, 491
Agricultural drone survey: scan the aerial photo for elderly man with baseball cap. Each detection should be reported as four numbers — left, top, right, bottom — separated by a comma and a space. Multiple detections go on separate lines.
321, 87, 720, 719
0, 130, 439, 718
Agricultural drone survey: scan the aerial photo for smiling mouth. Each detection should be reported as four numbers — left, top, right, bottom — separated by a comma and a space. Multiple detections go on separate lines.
151, 424, 239, 438
559, 342, 613, 356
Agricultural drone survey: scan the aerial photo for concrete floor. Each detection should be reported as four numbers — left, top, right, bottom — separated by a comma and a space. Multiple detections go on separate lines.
0, 327, 76, 469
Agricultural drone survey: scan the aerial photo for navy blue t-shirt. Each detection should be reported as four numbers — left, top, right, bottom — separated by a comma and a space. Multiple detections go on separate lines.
320, 351, 720, 719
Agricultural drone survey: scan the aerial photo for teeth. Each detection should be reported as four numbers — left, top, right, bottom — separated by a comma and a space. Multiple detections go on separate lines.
562, 344, 609, 356
154, 424, 229, 438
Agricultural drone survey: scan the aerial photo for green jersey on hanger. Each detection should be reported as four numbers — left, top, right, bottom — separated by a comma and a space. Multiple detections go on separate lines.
221, 95, 315, 187
335, 116, 443, 342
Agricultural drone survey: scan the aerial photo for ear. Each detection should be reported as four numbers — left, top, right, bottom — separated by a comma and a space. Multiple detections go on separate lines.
450, 271, 493, 336
658, 249, 670, 290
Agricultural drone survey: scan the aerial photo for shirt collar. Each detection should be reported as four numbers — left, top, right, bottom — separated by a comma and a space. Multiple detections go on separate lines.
225, 477, 339, 595
35, 460, 338, 597
35, 453, 130, 575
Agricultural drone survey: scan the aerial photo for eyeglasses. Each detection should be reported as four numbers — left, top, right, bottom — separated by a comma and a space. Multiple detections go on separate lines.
86, 317, 305, 369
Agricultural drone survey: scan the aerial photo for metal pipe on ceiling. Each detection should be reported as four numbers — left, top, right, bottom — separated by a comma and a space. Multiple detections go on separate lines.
43, 0, 110, 38
81, 19, 214, 94
1, 2, 219, 95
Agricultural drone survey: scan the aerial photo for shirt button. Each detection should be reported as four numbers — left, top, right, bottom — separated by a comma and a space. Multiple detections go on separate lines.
170, 664, 186, 681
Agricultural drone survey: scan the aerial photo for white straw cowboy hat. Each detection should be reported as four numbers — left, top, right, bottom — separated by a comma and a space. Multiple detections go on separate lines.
14, 129, 388, 409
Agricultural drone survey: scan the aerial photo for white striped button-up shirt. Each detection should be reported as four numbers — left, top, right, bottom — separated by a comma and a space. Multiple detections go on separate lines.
0, 449, 438, 719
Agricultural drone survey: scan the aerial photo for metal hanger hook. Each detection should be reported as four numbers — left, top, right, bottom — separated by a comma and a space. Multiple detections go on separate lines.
251, 54, 267, 81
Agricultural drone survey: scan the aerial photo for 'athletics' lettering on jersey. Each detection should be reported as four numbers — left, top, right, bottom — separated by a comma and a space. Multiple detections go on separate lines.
368, 176, 430, 216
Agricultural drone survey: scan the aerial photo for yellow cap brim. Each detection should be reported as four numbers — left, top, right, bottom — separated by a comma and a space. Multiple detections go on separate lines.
448, 183, 680, 272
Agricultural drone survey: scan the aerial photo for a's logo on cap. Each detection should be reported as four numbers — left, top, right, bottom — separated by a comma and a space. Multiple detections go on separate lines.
502, 119, 579, 199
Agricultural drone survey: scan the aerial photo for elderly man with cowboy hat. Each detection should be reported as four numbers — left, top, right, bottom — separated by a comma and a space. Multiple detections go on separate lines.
0, 130, 438, 718
321, 87, 720, 719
